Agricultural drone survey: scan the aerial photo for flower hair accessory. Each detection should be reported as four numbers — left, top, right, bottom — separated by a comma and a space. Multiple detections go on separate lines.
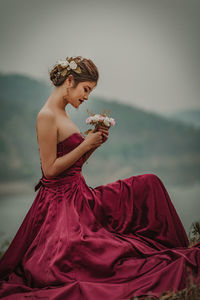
56, 56, 83, 77
84, 109, 116, 135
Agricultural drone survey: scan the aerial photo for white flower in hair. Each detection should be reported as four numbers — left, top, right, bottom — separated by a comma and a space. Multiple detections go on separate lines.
57, 59, 69, 67
69, 60, 77, 70
56, 56, 82, 75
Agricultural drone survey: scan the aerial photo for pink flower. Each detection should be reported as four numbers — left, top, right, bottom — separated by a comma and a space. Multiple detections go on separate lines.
99, 115, 104, 120
110, 118, 115, 126
86, 117, 91, 124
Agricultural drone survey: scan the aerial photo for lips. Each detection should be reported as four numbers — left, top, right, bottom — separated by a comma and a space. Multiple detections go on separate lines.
79, 99, 84, 104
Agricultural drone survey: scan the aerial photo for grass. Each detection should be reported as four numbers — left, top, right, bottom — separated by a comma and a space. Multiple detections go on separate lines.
131, 279, 200, 299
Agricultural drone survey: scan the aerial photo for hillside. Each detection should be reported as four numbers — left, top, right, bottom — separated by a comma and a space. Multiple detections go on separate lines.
0, 73, 200, 188
163, 109, 200, 129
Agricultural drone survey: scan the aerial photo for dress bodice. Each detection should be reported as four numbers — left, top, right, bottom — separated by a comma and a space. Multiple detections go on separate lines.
35, 132, 85, 191
56, 132, 85, 178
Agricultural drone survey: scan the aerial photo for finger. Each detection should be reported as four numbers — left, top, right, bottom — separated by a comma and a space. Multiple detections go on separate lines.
100, 128, 109, 132
96, 131, 102, 136
103, 132, 109, 137
102, 132, 108, 138
99, 131, 104, 138
98, 140, 103, 146
99, 129, 109, 134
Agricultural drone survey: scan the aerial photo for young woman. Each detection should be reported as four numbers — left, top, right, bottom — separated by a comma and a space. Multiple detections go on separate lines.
0, 56, 199, 300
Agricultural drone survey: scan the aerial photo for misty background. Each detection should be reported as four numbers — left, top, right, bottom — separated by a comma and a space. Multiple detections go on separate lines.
0, 0, 200, 249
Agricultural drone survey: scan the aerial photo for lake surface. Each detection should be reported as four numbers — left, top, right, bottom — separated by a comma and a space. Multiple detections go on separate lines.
0, 183, 200, 248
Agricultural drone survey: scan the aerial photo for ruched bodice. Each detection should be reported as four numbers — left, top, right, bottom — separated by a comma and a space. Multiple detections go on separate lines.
56, 132, 85, 177
34, 132, 85, 191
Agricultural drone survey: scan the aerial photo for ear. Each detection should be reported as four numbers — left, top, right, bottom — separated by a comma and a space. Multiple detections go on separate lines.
68, 74, 75, 87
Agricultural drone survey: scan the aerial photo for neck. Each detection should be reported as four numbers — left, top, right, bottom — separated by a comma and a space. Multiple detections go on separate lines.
46, 86, 69, 113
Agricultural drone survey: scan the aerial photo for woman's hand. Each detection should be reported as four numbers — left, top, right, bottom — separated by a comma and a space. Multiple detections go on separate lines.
97, 124, 110, 143
83, 129, 103, 150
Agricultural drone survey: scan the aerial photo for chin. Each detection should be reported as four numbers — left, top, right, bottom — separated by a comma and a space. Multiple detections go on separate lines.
70, 102, 79, 109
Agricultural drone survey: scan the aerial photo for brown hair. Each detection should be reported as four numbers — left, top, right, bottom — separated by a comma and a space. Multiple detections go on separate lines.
49, 56, 99, 88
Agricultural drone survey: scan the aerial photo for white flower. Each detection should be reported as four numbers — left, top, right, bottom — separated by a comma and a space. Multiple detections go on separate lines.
89, 115, 98, 122
69, 61, 77, 70
102, 116, 110, 126
57, 59, 69, 67
103, 119, 110, 126
94, 114, 102, 120
94, 115, 100, 122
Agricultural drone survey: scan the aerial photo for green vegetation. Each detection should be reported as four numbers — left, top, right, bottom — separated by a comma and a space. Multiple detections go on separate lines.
165, 109, 200, 129
0, 232, 10, 260
131, 281, 200, 299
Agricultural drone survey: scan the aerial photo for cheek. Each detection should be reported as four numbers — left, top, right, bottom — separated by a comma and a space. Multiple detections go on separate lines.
76, 87, 83, 95
72, 89, 81, 98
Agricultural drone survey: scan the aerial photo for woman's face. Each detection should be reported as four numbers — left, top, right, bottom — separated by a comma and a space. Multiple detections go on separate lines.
66, 77, 96, 108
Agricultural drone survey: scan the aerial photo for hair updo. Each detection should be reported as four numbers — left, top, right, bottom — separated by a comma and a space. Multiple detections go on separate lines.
49, 56, 99, 88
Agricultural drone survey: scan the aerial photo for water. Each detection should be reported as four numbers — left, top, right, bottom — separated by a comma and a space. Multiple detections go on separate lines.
0, 184, 200, 248
167, 183, 200, 236
0, 193, 34, 243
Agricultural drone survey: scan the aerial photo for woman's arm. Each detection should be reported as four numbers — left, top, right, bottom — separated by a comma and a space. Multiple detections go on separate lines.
51, 142, 90, 177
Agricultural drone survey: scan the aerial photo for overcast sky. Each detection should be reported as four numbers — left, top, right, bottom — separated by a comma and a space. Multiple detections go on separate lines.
0, 0, 199, 114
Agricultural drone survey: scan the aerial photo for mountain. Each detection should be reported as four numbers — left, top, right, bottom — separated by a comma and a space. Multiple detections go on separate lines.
163, 109, 200, 129
0, 73, 200, 188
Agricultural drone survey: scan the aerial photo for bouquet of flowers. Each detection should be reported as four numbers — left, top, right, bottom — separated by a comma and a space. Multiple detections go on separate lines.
84, 109, 116, 135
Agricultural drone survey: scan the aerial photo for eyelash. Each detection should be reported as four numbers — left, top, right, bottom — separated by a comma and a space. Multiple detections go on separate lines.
84, 88, 88, 92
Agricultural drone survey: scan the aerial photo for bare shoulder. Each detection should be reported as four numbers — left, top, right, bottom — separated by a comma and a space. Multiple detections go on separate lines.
36, 108, 55, 126
36, 107, 56, 134
36, 107, 57, 139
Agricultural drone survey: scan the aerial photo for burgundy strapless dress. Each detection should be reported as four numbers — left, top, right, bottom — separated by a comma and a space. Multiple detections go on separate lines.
0, 132, 200, 300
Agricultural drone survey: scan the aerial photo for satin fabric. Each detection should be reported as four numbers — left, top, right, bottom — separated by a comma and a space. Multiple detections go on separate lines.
0, 132, 199, 300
